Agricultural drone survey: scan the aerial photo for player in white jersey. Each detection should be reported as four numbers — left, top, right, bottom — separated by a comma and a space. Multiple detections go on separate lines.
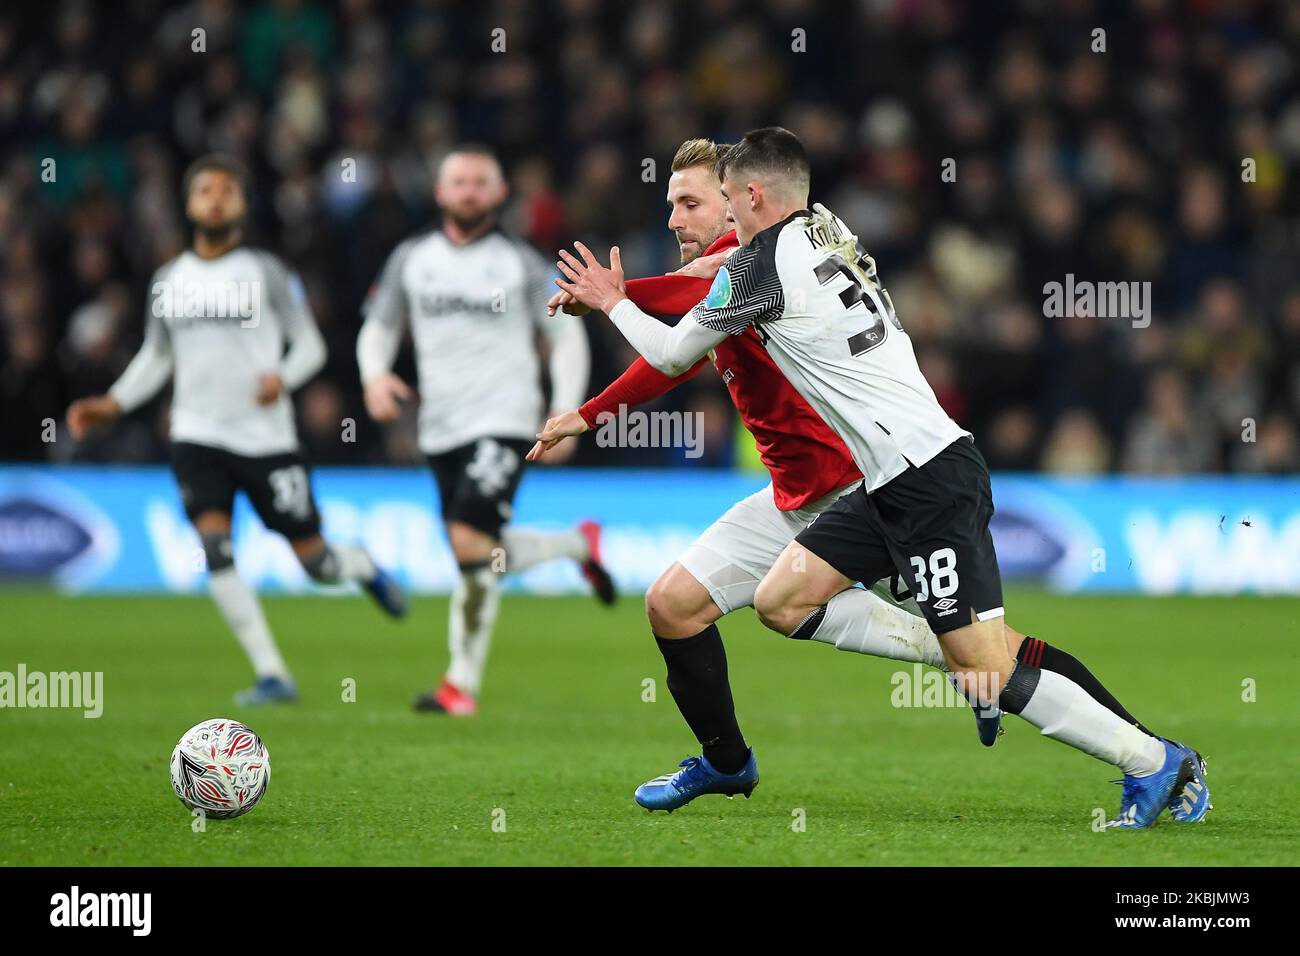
67, 155, 407, 706
555, 128, 1210, 828
357, 145, 615, 716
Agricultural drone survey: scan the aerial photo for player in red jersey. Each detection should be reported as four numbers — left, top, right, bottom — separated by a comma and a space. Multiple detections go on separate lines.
536, 140, 1160, 810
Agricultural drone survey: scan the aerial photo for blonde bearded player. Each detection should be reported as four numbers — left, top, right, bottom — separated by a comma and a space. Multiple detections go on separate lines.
357, 145, 616, 716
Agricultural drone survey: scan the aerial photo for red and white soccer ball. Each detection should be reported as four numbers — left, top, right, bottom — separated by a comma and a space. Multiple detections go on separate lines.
169, 718, 271, 819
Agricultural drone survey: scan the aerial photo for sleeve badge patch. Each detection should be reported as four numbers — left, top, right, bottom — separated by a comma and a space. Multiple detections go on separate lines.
704, 266, 732, 309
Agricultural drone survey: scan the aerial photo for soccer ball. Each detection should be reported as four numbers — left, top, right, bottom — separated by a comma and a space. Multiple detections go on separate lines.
169, 718, 271, 819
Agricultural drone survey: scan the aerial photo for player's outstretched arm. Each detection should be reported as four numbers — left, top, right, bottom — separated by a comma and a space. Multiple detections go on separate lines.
526, 409, 589, 461
526, 351, 710, 462
556, 243, 726, 376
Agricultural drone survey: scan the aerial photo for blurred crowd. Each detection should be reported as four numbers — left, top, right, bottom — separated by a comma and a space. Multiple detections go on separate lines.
2, 0, 1299, 474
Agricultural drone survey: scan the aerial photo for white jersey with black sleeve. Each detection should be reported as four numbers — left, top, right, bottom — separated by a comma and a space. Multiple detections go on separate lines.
357, 228, 590, 456
690, 203, 969, 491
107, 247, 326, 456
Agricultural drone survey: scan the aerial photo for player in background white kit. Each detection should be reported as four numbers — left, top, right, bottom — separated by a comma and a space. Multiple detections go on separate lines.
67, 155, 408, 706
357, 145, 615, 716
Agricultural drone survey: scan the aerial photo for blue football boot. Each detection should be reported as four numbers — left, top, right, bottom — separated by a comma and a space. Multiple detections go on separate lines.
1167, 742, 1211, 823
234, 675, 299, 706
1106, 738, 1196, 830
634, 750, 759, 812
364, 565, 408, 619
974, 703, 1003, 747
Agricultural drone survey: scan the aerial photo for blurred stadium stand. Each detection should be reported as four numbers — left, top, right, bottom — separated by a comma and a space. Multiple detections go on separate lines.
2, 0, 1299, 474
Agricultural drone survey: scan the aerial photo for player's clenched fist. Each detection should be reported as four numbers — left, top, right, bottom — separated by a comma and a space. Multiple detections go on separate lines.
66, 395, 122, 441
527, 408, 590, 462
363, 371, 415, 423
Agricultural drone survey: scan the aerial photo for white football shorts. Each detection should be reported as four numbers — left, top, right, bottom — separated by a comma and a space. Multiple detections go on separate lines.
677, 479, 925, 618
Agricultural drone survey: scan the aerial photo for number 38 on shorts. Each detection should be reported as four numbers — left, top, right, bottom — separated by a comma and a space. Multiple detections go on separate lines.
908, 547, 958, 604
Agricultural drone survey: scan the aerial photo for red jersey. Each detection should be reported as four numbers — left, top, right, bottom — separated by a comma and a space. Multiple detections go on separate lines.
579, 231, 861, 511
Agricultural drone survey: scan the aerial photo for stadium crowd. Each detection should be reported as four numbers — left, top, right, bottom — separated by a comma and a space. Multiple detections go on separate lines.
2, 0, 1299, 474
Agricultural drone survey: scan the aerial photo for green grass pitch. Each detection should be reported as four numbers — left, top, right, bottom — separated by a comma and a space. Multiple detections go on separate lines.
1, 587, 1297, 866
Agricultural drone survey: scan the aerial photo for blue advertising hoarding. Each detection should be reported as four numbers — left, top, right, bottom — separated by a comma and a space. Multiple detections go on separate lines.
1, 465, 1297, 596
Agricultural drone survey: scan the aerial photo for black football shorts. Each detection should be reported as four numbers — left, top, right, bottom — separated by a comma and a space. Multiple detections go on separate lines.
796, 437, 1004, 635
428, 436, 532, 539
171, 441, 322, 540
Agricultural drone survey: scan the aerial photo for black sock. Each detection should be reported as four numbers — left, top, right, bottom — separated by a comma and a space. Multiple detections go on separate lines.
655, 625, 749, 774
1017, 636, 1156, 737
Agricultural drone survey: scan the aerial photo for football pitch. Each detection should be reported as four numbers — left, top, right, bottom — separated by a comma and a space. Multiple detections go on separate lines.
1, 588, 1296, 867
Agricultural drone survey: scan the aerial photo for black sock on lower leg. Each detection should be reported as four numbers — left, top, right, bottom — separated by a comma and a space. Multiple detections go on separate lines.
655, 624, 749, 774
1017, 636, 1156, 736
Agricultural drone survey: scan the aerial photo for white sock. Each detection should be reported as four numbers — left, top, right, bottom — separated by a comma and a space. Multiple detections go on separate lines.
209, 566, 291, 681
445, 564, 501, 696
500, 526, 588, 572
1009, 667, 1165, 776
328, 544, 377, 583
807, 587, 947, 668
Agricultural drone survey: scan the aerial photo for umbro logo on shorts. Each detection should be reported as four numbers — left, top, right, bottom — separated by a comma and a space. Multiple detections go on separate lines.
933, 597, 959, 616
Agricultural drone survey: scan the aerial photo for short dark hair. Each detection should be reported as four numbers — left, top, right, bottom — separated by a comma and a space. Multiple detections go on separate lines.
182, 153, 251, 199
714, 127, 810, 195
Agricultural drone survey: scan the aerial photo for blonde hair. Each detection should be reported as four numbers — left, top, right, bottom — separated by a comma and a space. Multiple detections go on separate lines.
671, 138, 731, 173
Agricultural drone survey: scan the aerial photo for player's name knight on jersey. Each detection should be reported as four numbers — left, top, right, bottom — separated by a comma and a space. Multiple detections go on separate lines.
800, 210, 850, 252
151, 275, 261, 328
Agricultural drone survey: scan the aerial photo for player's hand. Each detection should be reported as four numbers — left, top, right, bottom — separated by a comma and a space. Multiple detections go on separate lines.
546, 289, 590, 317
526, 409, 590, 462
555, 242, 626, 315
364, 372, 415, 423
255, 373, 284, 406
674, 249, 730, 280
66, 395, 122, 441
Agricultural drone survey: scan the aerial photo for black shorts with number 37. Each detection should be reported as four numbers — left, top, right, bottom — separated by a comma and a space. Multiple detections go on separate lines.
796, 437, 1004, 635
171, 441, 322, 540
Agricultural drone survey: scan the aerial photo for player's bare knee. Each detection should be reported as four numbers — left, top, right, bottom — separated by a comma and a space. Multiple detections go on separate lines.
447, 521, 495, 566
753, 579, 803, 635
644, 579, 687, 636
194, 511, 232, 537
940, 620, 1014, 701
645, 566, 717, 638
